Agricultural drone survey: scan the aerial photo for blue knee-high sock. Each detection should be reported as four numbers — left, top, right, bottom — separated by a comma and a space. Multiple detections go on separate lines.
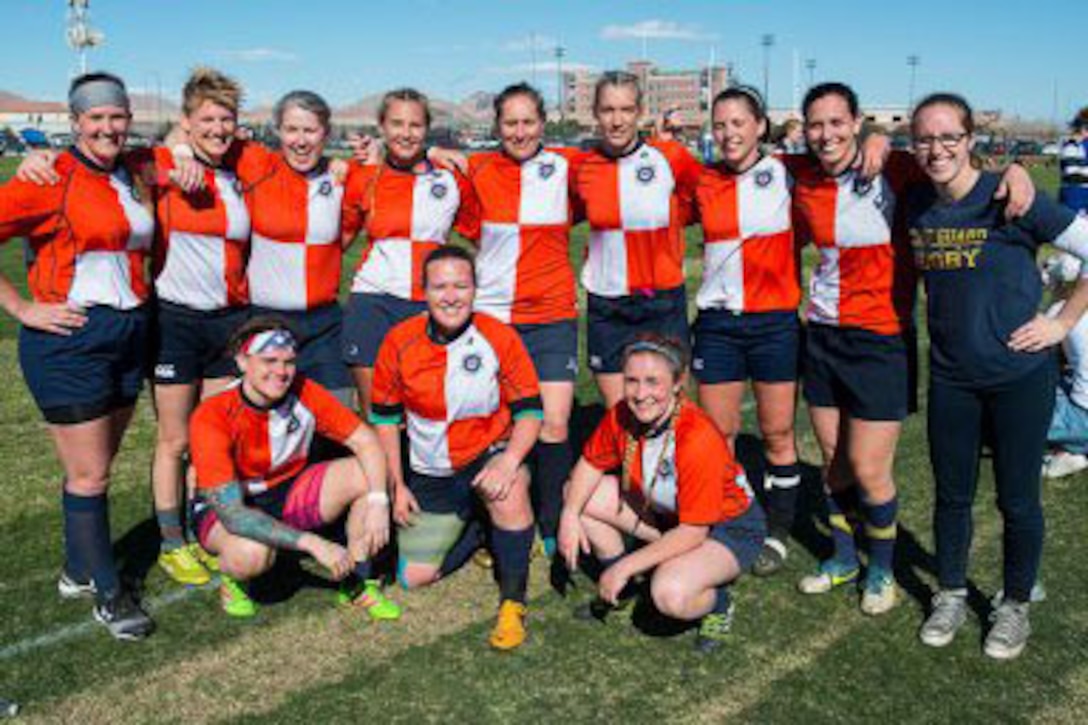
533, 441, 572, 547
62, 488, 87, 580
353, 559, 372, 581
491, 525, 533, 604
63, 490, 120, 603
862, 495, 898, 574
827, 490, 859, 569
712, 585, 732, 614
438, 518, 484, 578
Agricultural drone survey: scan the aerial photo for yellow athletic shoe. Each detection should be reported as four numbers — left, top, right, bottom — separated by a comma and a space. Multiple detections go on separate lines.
158, 545, 211, 586
489, 600, 527, 651
188, 542, 220, 573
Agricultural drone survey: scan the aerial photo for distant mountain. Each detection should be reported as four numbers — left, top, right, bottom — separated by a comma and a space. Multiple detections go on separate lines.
333, 91, 494, 127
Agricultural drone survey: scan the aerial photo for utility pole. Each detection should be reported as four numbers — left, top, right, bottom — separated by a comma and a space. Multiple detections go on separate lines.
555, 44, 566, 122
761, 33, 775, 104
805, 58, 816, 88
907, 54, 920, 110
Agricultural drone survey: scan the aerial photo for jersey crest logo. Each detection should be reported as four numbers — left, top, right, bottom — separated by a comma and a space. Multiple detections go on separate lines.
431, 182, 449, 200
636, 165, 656, 184
318, 180, 334, 197
755, 169, 774, 188
462, 353, 482, 373
539, 162, 556, 180
853, 176, 873, 196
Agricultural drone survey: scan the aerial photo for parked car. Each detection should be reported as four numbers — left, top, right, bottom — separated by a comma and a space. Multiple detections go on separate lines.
18, 128, 49, 148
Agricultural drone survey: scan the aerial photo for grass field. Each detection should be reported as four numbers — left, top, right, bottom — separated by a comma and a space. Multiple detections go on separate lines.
1, 156, 1086, 723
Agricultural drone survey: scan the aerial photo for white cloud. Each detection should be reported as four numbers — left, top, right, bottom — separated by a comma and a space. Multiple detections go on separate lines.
215, 48, 298, 63
502, 34, 558, 52
600, 20, 713, 41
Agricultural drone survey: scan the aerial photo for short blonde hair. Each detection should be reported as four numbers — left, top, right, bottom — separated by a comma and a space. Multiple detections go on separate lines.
182, 66, 243, 116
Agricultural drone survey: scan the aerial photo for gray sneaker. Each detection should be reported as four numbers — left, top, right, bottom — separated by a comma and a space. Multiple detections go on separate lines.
984, 601, 1031, 660
919, 589, 968, 647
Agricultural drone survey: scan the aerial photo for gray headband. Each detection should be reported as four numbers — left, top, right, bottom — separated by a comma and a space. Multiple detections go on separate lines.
69, 79, 130, 115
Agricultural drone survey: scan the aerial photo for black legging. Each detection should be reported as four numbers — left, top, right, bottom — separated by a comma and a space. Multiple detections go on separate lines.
927, 356, 1057, 603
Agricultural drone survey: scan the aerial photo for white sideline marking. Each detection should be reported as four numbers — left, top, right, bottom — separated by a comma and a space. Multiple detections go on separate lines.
0, 580, 216, 661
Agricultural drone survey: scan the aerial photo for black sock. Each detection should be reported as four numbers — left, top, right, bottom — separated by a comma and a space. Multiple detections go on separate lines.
62, 488, 87, 580
764, 463, 801, 543
353, 559, 372, 581
438, 518, 484, 578
492, 525, 533, 604
63, 490, 120, 603
533, 441, 572, 541
712, 586, 732, 614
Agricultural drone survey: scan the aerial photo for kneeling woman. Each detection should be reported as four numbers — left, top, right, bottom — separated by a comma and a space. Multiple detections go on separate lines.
370, 246, 542, 651
189, 316, 400, 620
558, 335, 766, 652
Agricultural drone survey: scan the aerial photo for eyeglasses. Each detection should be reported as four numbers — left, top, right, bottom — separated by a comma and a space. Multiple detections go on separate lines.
912, 132, 969, 151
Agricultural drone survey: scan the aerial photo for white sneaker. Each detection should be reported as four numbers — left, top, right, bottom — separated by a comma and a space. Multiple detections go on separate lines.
1042, 451, 1088, 479
919, 589, 968, 647
984, 601, 1031, 660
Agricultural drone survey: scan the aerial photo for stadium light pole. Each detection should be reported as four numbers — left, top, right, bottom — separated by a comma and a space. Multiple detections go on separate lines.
805, 58, 816, 88
761, 34, 775, 104
907, 54, 920, 110
555, 44, 566, 123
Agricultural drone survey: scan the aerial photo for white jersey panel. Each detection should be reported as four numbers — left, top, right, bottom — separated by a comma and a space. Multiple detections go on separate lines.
248, 234, 307, 310
475, 222, 520, 322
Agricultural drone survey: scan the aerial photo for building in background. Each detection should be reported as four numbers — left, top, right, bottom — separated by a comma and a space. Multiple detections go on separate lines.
563, 60, 731, 130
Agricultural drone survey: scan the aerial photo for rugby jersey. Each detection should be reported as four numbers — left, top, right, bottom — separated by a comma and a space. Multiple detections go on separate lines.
570, 139, 701, 298
342, 160, 480, 301
0, 148, 154, 310
467, 147, 577, 324
692, 155, 799, 312
582, 399, 753, 525
789, 151, 920, 335
234, 142, 346, 311
190, 376, 361, 492
370, 313, 542, 477
152, 147, 250, 311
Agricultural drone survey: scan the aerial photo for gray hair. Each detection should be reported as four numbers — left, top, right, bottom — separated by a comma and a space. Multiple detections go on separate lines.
594, 70, 643, 112
273, 90, 332, 132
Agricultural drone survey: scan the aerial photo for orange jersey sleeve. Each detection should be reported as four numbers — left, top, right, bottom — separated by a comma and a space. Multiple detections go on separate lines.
673, 411, 740, 525
189, 397, 241, 489
340, 162, 375, 248
581, 404, 626, 473
0, 176, 64, 242
230, 140, 277, 185
478, 315, 541, 415
298, 377, 363, 443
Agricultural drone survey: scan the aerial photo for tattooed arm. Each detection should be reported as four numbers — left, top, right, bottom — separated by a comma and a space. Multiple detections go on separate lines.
206, 482, 353, 579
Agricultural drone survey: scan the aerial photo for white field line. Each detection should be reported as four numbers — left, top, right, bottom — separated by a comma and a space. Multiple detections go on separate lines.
0, 579, 216, 661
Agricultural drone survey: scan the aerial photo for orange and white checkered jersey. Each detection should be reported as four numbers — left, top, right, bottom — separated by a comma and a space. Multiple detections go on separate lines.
0, 149, 154, 310
189, 377, 362, 492
233, 142, 347, 312
789, 151, 921, 335
370, 313, 542, 477
569, 139, 701, 298
692, 155, 800, 313
342, 162, 481, 301
151, 147, 249, 311
466, 148, 577, 324
582, 398, 754, 525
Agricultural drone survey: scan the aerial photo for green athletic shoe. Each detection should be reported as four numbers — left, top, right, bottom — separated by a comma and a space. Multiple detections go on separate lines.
219, 575, 258, 618
338, 579, 402, 621
695, 602, 736, 653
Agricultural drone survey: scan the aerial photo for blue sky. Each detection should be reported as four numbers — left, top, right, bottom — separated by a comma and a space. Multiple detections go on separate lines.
0, 0, 1081, 122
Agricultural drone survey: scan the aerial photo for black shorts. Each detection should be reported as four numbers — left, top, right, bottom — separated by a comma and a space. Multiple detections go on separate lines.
342, 293, 427, 367
406, 447, 502, 517
692, 309, 800, 384
586, 286, 690, 374
802, 323, 917, 422
707, 502, 767, 572
252, 303, 351, 391
19, 305, 149, 424
514, 320, 578, 382
152, 301, 248, 384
